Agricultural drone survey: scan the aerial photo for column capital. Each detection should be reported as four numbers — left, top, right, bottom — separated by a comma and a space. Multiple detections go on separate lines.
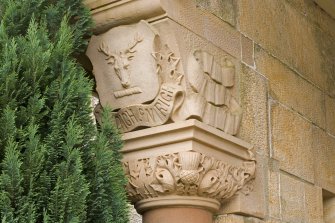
122, 120, 256, 214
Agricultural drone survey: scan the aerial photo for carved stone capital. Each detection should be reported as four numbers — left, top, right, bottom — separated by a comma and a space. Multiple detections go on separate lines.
124, 151, 255, 213
122, 120, 256, 213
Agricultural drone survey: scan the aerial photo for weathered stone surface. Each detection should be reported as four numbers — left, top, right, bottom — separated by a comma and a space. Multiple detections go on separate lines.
220, 153, 266, 218
317, 31, 335, 98
326, 95, 335, 136
239, 0, 327, 90
162, 0, 241, 59
286, 0, 335, 38
280, 173, 305, 223
324, 196, 335, 223
268, 159, 281, 220
196, 0, 236, 26
238, 64, 268, 155
304, 184, 323, 223
271, 103, 314, 182
313, 127, 335, 193
256, 47, 325, 129
264, 219, 282, 223
241, 34, 254, 66
215, 215, 265, 223
215, 214, 244, 223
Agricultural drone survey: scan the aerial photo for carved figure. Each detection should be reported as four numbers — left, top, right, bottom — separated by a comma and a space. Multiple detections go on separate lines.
99, 33, 143, 91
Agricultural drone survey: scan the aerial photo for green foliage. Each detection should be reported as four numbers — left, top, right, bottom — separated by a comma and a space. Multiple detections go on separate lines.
0, 0, 129, 222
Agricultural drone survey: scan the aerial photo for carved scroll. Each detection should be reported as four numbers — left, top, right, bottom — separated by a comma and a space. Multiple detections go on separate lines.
176, 50, 242, 135
115, 83, 184, 132
124, 151, 256, 203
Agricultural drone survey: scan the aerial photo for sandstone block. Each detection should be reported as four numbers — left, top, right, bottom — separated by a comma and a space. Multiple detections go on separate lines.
285, 0, 335, 38
256, 47, 325, 129
313, 127, 335, 193
303, 184, 323, 223
326, 95, 335, 136
268, 159, 281, 219
215, 214, 244, 223
162, 0, 241, 59
238, 64, 268, 155
196, 0, 236, 26
239, 0, 327, 89
324, 197, 335, 223
319, 32, 335, 98
241, 35, 254, 66
271, 103, 314, 182
280, 173, 305, 223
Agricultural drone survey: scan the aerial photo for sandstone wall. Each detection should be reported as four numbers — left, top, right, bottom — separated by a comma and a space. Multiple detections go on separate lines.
128, 0, 335, 222
207, 0, 335, 222
85, 0, 335, 222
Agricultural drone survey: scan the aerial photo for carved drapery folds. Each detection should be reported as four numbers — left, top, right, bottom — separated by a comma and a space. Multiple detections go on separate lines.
124, 151, 255, 204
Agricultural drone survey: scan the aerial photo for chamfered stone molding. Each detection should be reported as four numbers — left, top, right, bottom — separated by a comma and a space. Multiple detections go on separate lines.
84, 0, 166, 33
121, 120, 256, 213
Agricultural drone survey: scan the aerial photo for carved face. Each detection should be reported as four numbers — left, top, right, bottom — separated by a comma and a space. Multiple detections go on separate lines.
108, 52, 134, 89
86, 21, 160, 110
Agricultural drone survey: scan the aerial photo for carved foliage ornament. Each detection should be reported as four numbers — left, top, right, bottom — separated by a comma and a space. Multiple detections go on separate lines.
123, 151, 256, 203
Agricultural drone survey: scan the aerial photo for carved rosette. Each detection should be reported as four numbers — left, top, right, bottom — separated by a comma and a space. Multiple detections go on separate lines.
123, 151, 255, 206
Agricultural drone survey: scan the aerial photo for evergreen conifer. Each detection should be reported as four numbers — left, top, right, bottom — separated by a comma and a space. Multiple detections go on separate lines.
0, 0, 129, 222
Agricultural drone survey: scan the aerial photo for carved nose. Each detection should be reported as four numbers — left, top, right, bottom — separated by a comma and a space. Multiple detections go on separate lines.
121, 81, 130, 88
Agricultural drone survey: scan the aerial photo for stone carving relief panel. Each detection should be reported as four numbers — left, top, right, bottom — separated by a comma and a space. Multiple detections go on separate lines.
123, 151, 256, 203
174, 50, 241, 135
87, 20, 242, 135
87, 21, 160, 109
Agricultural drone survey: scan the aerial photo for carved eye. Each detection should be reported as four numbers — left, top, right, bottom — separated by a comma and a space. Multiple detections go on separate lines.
107, 58, 115, 65
128, 55, 134, 61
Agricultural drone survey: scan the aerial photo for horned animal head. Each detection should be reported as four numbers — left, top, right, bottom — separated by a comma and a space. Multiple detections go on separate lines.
99, 33, 143, 88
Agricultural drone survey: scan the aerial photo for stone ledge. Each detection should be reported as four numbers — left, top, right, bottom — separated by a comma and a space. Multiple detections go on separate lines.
135, 195, 220, 214
84, 0, 165, 33
122, 119, 254, 163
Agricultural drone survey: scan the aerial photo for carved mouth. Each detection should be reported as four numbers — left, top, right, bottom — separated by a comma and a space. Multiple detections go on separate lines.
114, 86, 143, 98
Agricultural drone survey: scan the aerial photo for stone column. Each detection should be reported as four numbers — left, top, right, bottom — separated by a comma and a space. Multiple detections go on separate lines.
84, 1, 258, 222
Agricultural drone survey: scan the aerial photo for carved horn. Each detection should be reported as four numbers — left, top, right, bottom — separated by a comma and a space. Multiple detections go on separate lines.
126, 33, 143, 54
98, 41, 117, 60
